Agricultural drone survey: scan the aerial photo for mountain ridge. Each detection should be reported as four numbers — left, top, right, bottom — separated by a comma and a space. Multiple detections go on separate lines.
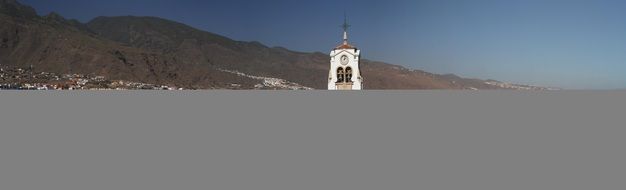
1, 0, 554, 90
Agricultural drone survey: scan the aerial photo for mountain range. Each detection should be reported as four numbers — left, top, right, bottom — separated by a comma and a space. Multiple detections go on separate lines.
0, 0, 552, 90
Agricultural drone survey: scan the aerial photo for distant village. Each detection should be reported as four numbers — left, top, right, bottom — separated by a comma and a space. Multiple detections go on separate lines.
0, 64, 314, 90
0, 64, 181, 90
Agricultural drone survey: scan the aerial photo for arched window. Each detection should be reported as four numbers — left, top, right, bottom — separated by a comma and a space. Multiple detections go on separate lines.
337, 68, 345, 83
345, 67, 353, 82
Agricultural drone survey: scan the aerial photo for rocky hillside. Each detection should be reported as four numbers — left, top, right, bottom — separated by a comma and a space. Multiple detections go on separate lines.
1, 0, 551, 90
0, 0, 265, 89
85, 16, 474, 90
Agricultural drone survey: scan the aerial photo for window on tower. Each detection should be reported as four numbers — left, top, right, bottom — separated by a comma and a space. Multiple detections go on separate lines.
345, 67, 353, 82
337, 68, 345, 83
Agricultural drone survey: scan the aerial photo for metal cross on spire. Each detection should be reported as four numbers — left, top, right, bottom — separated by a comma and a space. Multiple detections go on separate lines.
342, 12, 351, 32
341, 12, 351, 45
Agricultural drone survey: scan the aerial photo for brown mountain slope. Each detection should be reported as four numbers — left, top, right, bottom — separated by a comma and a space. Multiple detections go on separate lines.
0, 1, 262, 89
86, 16, 468, 89
2, 0, 543, 90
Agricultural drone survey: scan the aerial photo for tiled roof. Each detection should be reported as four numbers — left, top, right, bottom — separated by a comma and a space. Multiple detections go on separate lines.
335, 43, 356, 50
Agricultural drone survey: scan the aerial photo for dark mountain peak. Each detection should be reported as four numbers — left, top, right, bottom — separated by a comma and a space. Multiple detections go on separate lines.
87, 15, 239, 51
41, 11, 93, 34
45, 11, 65, 21
0, 0, 19, 6
89, 15, 199, 31
0, 0, 37, 18
90, 15, 170, 24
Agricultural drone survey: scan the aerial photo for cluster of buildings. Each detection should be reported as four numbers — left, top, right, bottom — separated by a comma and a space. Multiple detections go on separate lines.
484, 81, 559, 91
218, 69, 312, 90
0, 65, 181, 90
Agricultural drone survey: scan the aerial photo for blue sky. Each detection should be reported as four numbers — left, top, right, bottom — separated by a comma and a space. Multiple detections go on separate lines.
20, 0, 626, 89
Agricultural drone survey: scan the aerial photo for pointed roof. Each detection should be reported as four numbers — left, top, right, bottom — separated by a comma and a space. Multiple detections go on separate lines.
335, 43, 356, 50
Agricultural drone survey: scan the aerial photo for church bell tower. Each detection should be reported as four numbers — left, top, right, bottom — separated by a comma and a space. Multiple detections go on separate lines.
328, 15, 363, 90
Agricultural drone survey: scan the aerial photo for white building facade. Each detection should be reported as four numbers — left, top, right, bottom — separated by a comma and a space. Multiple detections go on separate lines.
328, 18, 363, 90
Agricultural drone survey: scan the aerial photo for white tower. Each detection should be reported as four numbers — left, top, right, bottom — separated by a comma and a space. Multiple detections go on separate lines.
328, 16, 363, 90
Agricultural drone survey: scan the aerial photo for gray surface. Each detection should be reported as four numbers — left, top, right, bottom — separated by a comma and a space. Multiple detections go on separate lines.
1, 90, 625, 190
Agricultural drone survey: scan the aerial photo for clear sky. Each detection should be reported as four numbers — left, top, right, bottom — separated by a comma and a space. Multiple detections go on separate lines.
19, 0, 626, 89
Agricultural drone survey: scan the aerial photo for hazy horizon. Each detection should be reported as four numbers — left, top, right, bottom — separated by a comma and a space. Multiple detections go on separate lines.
19, 0, 626, 89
